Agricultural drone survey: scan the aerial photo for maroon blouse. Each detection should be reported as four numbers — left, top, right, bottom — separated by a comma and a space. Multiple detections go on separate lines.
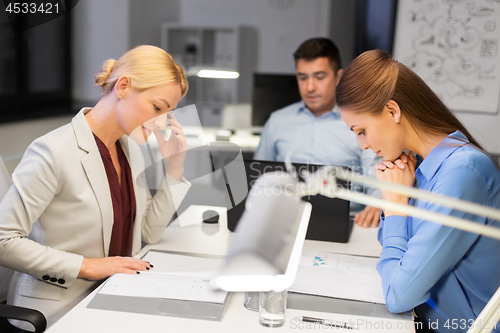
94, 134, 136, 257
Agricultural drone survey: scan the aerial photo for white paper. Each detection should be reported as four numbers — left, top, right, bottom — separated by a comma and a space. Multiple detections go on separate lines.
99, 274, 227, 304
289, 251, 385, 304
140, 251, 224, 278
98, 251, 228, 304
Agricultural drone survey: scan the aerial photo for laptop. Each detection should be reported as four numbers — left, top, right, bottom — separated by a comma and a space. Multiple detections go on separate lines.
227, 159, 353, 243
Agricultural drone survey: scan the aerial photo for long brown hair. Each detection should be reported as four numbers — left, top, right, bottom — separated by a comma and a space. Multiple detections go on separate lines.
336, 49, 482, 149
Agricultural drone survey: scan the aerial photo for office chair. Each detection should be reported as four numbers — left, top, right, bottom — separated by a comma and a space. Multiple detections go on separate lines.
0, 155, 47, 333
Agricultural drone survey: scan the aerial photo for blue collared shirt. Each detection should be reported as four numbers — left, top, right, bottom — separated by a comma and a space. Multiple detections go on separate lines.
377, 131, 500, 333
254, 101, 379, 173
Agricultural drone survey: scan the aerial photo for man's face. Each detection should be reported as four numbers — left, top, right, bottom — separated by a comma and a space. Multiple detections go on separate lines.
296, 57, 342, 116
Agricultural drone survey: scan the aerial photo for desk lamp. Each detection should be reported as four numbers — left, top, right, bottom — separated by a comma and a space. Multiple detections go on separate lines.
212, 156, 500, 333
210, 170, 312, 293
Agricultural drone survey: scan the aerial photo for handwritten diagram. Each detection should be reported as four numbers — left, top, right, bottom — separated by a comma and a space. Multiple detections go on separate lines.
300, 251, 377, 273
292, 251, 384, 304
394, 0, 500, 113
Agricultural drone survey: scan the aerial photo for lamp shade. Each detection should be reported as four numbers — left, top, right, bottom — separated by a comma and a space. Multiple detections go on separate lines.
211, 171, 312, 292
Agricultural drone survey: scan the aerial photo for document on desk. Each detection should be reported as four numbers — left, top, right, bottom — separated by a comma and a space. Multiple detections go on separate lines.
98, 251, 227, 304
289, 251, 385, 304
99, 274, 227, 303
140, 250, 223, 278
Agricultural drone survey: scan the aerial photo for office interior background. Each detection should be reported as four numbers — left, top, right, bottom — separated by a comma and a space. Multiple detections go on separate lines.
1, 0, 500, 176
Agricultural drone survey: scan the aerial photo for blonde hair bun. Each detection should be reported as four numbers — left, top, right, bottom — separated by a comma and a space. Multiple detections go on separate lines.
94, 59, 117, 88
93, 45, 188, 96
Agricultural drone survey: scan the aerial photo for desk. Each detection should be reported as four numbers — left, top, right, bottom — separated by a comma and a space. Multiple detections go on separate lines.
46, 206, 414, 333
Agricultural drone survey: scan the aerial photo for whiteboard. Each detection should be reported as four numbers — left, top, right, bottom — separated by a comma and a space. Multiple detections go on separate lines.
393, 0, 500, 114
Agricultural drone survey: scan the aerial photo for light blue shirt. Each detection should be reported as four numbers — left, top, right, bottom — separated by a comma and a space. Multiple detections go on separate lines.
377, 131, 500, 333
254, 101, 379, 174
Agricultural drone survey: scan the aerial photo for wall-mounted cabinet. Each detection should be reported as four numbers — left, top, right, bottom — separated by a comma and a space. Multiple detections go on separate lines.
161, 24, 255, 126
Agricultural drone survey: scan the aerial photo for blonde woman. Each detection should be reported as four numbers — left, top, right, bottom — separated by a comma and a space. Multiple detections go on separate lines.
0, 45, 191, 330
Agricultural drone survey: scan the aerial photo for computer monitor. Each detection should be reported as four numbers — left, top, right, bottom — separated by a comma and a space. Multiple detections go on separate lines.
227, 160, 353, 243
251, 73, 301, 127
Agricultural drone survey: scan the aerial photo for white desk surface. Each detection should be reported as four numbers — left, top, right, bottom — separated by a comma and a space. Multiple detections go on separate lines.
47, 206, 414, 333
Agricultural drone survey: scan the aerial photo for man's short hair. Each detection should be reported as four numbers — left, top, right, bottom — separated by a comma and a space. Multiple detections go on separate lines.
293, 38, 341, 72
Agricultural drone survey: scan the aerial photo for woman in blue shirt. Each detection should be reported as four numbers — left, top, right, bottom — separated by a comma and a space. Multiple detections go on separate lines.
335, 49, 500, 333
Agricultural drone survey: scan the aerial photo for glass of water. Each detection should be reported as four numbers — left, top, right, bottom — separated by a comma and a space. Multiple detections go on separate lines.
259, 290, 287, 327
244, 292, 260, 311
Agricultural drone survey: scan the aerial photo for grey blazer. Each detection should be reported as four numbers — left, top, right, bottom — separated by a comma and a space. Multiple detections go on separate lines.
0, 108, 190, 329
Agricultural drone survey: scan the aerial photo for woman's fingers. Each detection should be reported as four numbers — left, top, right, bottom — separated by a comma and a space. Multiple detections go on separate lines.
369, 209, 381, 227
78, 257, 154, 280
408, 151, 417, 165
152, 128, 165, 143
399, 153, 408, 163
382, 160, 396, 169
123, 257, 152, 270
166, 112, 181, 128
355, 206, 381, 228
167, 124, 185, 137
394, 159, 406, 169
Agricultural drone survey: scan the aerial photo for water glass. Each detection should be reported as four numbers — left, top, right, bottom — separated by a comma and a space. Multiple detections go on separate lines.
259, 290, 287, 327
244, 292, 260, 311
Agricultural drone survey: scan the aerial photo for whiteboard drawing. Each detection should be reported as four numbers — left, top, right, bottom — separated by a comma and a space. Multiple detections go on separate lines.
394, 0, 500, 113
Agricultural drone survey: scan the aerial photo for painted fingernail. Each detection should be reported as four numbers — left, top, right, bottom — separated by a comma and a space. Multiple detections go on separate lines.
150, 264, 154, 268
136, 271, 140, 274
146, 267, 150, 270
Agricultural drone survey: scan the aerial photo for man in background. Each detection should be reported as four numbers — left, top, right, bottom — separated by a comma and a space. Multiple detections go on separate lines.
254, 37, 380, 227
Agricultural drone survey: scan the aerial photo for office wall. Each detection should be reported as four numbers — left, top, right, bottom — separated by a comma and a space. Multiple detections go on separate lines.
71, 0, 130, 106
129, 0, 180, 48
330, 0, 357, 69
457, 113, 500, 153
177, 0, 331, 74
70, 0, 500, 153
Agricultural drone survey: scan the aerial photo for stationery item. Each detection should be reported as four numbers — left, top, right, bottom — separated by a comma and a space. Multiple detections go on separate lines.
86, 250, 231, 321
289, 251, 385, 304
295, 316, 357, 330
97, 251, 227, 303
99, 273, 227, 303
140, 250, 224, 278
259, 290, 288, 328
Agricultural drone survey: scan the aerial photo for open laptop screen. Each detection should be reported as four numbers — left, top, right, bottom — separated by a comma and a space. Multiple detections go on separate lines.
227, 160, 353, 243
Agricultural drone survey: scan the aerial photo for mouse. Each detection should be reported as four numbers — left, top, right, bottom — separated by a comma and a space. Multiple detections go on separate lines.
203, 210, 219, 224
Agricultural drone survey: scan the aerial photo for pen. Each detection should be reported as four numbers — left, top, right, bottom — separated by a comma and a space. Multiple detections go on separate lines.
295, 316, 357, 330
